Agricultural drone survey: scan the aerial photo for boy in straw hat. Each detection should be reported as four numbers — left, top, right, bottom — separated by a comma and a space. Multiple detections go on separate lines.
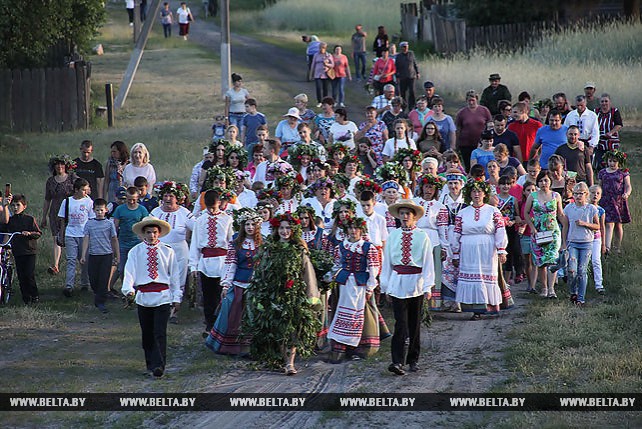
122, 216, 181, 378
381, 199, 434, 376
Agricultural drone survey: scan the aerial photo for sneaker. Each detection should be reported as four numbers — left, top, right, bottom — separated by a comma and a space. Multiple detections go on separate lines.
63, 286, 73, 298
596, 288, 605, 295
316, 103, 322, 108
30, 296, 40, 305
339, 102, 346, 107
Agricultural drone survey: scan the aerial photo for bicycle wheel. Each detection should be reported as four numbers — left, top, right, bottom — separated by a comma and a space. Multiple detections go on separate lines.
1, 266, 12, 305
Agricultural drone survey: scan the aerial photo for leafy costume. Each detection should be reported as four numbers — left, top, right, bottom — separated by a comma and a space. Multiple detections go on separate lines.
245, 238, 321, 368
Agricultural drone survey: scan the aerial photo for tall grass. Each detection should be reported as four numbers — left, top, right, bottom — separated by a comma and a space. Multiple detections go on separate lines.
422, 20, 642, 123
233, 0, 406, 36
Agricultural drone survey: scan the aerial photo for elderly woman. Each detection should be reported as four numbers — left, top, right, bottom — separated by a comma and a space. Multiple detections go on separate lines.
355, 106, 388, 166
311, 42, 334, 107
224, 73, 250, 128
293, 93, 317, 124
452, 179, 509, 320
455, 90, 492, 172
103, 141, 129, 204
122, 143, 156, 188
275, 107, 302, 154
41, 155, 78, 275
408, 96, 434, 137
413, 174, 448, 310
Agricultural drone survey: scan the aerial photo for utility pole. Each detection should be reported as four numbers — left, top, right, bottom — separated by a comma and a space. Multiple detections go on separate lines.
220, 0, 231, 96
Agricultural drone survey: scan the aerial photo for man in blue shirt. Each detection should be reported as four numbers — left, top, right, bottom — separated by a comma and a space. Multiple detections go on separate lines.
529, 110, 568, 169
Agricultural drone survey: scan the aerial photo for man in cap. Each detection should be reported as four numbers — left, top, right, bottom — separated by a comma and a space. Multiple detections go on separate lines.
381, 199, 434, 375
395, 41, 420, 109
583, 82, 598, 111
122, 216, 181, 378
423, 81, 436, 108
480, 73, 512, 116
351, 24, 368, 81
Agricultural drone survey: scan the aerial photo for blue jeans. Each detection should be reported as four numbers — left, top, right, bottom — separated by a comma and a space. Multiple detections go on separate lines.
353, 52, 366, 79
228, 112, 245, 129
567, 241, 592, 303
331, 77, 346, 105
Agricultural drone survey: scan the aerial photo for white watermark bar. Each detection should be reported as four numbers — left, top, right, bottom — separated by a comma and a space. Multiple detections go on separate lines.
1, 393, 640, 411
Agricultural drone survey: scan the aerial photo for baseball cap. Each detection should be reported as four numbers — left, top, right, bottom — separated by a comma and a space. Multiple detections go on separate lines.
584, 81, 596, 89
399, 41, 409, 47
423, 81, 434, 89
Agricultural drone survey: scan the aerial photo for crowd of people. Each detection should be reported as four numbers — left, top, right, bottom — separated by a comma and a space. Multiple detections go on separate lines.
0, 24, 632, 378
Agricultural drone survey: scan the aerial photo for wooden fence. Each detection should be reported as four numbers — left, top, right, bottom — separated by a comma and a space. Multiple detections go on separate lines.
0, 62, 91, 133
465, 21, 555, 51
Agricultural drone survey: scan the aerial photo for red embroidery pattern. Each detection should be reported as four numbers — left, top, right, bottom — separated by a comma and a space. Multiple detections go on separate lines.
207, 215, 218, 248
474, 206, 481, 221
401, 232, 412, 265
492, 211, 505, 229
453, 215, 463, 234
437, 207, 449, 227
147, 245, 159, 280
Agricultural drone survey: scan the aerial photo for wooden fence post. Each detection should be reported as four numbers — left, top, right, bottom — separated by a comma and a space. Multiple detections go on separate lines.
105, 83, 115, 127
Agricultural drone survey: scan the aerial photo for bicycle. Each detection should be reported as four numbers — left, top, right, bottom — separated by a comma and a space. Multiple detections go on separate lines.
0, 232, 18, 305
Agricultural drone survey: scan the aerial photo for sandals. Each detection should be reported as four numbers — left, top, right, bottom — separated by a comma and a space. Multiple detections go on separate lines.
47, 266, 59, 275
539, 288, 548, 298
526, 288, 538, 294
285, 364, 298, 376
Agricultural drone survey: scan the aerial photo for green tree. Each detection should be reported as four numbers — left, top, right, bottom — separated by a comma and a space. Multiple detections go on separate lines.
0, 0, 105, 69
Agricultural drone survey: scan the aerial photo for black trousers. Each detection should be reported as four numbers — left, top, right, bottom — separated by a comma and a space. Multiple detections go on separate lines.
14, 254, 37, 304
459, 146, 475, 172
137, 304, 170, 371
391, 295, 423, 366
201, 274, 222, 332
398, 77, 416, 110
88, 253, 112, 306
503, 228, 524, 275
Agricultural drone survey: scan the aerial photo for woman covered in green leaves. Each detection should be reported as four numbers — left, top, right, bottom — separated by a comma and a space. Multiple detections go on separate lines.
245, 213, 321, 375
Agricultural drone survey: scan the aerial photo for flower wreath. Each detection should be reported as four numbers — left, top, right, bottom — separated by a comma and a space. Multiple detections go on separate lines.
155, 180, 187, 200
266, 161, 294, 176
393, 148, 423, 172
340, 154, 361, 171
308, 177, 335, 194
332, 198, 357, 219
329, 143, 350, 157
417, 174, 444, 191
332, 173, 351, 189
295, 205, 318, 225
204, 165, 235, 190
336, 214, 368, 233
208, 139, 231, 154
225, 145, 249, 169
354, 177, 382, 195
274, 175, 302, 197
232, 207, 263, 231
375, 161, 408, 186
256, 187, 281, 204
211, 186, 236, 202
269, 212, 303, 238
48, 154, 77, 173
462, 177, 492, 204
288, 144, 318, 168
604, 149, 628, 170
309, 158, 329, 171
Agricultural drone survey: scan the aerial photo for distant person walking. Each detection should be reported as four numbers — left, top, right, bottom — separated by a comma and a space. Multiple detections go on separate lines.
395, 42, 420, 110
160, 2, 173, 38
351, 25, 367, 81
176, 2, 194, 41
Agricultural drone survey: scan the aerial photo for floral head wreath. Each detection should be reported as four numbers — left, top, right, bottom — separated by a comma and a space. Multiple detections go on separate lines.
340, 154, 361, 171
232, 207, 263, 231
256, 200, 275, 214
418, 174, 444, 191
211, 186, 236, 201
376, 161, 408, 186
462, 178, 492, 204
267, 161, 294, 176
309, 158, 329, 171
393, 148, 423, 172
295, 205, 318, 227
336, 214, 368, 234
288, 144, 318, 168
332, 173, 351, 189
604, 149, 628, 170
274, 175, 301, 194
155, 180, 186, 200
308, 177, 335, 195
204, 165, 235, 190
256, 187, 281, 204
269, 212, 303, 239
329, 143, 349, 157
332, 198, 357, 219
48, 154, 77, 173
354, 177, 382, 196
208, 139, 231, 154
225, 145, 249, 169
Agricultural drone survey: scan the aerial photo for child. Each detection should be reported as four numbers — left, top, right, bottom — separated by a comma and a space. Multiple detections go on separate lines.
470, 130, 496, 175
107, 186, 127, 218
356, 137, 378, 177
589, 185, 606, 295
122, 216, 181, 378
135, 176, 159, 213
247, 144, 264, 180
240, 98, 267, 154
188, 189, 233, 337
80, 199, 119, 313
564, 182, 600, 307
517, 181, 538, 292
598, 150, 631, 255
256, 200, 274, 237
376, 181, 401, 233
0, 193, 41, 304
160, 2, 173, 38
517, 157, 541, 187
211, 114, 227, 143
111, 187, 149, 293
438, 150, 466, 176
58, 178, 94, 297
382, 119, 416, 163
497, 176, 523, 285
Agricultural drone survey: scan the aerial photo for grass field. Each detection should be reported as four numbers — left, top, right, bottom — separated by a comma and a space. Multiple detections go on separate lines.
1, 3, 642, 427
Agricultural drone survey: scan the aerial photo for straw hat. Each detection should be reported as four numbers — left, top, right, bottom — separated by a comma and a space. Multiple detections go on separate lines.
388, 199, 425, 220
132, 216, 171, 238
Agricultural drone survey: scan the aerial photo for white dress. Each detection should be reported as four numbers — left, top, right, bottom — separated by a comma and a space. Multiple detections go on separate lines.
151, 206, 194, 287
451, 204, 507, 311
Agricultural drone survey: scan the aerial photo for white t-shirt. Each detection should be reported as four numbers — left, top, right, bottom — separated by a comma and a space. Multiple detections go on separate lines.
329, 121, 358, 150
123, 163, 156, 188
59, 196, 95, 238
126, 0, 135, 9
225, 88, 250, 113
381, 137, 417, 159
176, 7, 192, 24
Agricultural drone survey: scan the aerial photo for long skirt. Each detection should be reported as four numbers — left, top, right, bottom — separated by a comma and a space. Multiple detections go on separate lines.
428, 245, 444, 310
456, 234, 502, 314
205, 285, 251, 355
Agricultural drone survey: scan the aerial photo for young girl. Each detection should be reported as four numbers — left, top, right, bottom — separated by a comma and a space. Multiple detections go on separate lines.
206, 208, 262, 355
517, 181, 538, 293
274, 175, 300, 215
256, 200, 274, 238
497, 175, 523, 285
470, 130, 496, 175
356, 137, 378, 178
564, 182, 600, 307
246, 213, 321, 374
589, 185, 606, 295
381, 119, 417, 163
376, 181, 400, 233
288, 143, 317, 184
517, 157, 541, 187
225, 125, 243, 148
438, 150, 466, 176
598, 150, 631, 255
297, 205, 324, 249
486, 159, 501, 190
393, 148, 422, 193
